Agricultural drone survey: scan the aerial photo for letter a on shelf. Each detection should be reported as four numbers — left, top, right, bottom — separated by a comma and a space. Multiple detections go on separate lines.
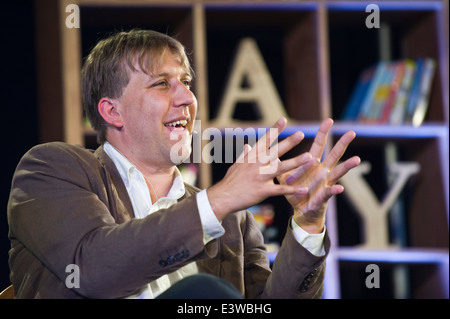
212, 38, 289, 126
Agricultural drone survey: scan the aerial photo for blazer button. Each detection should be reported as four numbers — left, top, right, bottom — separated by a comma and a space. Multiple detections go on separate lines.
166, 255, 175, 265
307, 269, 317, 279
300, 280, 310, 292
159, 259, 167, 267
174, 252, 182, 262
182, 249, 190, 258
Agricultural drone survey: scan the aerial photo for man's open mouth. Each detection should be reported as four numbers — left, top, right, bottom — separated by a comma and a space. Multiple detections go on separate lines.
164, 119, 189, 130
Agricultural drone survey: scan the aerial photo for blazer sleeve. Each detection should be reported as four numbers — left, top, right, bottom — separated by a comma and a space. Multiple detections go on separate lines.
7, 143, 217, 298
218, 210, 329, 299
261, 219, 331, 299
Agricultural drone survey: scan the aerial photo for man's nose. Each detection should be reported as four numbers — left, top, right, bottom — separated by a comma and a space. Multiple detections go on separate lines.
173, 81, 195, 108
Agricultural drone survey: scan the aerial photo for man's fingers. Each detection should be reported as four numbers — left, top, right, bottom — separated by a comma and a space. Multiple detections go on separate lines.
253, 117, 306, 166
270, 183, 309, 197
256, 117, 287, 151
309, 118, 333, 159
275, 131, 304, 159
237, 144, 252, 162
322, 130, 356, 169
328, 156, 361, 184
321, 184, 345, 202
276, 152, 313, 178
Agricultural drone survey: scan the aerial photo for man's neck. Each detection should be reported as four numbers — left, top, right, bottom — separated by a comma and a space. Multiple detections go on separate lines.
105, 141, 177, 199
144, 170, 176, 200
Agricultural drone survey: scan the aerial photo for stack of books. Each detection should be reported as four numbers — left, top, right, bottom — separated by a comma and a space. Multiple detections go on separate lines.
341, 58, 436, 127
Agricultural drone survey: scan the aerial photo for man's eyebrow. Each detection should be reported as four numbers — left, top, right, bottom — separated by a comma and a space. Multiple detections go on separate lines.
152, 71, 192, 79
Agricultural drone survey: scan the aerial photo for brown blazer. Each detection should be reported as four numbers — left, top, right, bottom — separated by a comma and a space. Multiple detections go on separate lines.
7, 142, 330, 299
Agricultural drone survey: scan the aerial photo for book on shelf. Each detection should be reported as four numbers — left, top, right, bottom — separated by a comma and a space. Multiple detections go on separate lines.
357, 61, 389, 123
341, 58, 436, 126
388, 60, 416, 125
341, 66, 375, 121
404, 58, 436, 127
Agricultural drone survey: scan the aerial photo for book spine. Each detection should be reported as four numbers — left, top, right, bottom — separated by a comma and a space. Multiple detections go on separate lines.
404, 59, 424, 123
410, 58, 436, 127
370, 63, 396, 123
379, 61, 405, 123
358, 62, 386, 123
389, 60, 416, 125
341, 66, 375, 121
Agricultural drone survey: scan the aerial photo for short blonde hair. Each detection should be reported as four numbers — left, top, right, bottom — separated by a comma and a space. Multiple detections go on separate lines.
81, 29, 192, 144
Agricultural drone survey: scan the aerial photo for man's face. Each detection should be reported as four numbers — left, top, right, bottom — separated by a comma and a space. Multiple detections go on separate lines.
114, 51, 197, 168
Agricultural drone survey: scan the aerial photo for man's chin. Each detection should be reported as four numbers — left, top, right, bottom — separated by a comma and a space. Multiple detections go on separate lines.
169, 144, 192, 165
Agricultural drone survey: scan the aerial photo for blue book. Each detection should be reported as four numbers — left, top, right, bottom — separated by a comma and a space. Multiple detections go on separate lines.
405, 58, 436, 126
341, 66, 376, 121
405, 59, 424, 122
358, 62, 387, 122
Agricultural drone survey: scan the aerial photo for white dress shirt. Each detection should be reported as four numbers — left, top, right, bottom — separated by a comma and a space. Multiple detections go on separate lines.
103, 142, 325, 298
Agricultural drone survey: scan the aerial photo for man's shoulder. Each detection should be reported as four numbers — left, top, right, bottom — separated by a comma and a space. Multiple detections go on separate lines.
25, 142, 95, 160
20, 142, 100, 171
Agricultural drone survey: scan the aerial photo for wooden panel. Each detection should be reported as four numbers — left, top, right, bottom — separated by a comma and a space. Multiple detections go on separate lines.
284, 12, 321, 121
402, 11, 443, 122
61, 0, 83, 145
409, 138, 448, 248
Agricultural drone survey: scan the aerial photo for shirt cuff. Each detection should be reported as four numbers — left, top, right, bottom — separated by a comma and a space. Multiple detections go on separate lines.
291, 218, 326, 257
196, 190, 225, 244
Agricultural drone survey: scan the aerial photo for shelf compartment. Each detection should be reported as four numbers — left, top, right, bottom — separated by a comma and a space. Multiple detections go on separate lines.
204, 4, 323, 122
328, 2, 445, 124
335, 136, 448, 249
338, 258, 448, 298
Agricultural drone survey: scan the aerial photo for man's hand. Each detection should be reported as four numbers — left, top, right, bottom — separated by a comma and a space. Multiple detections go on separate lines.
277, 118, 361, 234
207, 117, 313, 221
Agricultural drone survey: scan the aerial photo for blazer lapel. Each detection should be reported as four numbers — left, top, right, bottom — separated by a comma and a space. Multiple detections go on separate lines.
94, 146, 135, 221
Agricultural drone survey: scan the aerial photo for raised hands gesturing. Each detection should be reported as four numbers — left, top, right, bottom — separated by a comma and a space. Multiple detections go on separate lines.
207, 117, 360, 228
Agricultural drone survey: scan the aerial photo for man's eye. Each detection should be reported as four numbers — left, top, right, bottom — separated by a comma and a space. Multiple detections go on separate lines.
182, 80, 191, 89
154, 81, 167, 87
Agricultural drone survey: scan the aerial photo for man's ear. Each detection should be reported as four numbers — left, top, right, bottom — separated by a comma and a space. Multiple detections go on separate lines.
98, 97, 124, 128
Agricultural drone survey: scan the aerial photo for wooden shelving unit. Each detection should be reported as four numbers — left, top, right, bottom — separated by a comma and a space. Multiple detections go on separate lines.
35, 0, 449, 298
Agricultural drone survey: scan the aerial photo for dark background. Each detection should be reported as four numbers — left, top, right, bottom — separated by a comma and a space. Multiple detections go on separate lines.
0, 0, 38, 290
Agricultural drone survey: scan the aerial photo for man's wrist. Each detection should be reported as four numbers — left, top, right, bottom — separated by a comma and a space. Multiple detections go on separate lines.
291, 218, 326, 256
293, 213, 325, 234
206, 183, 231, 221
196, 190, 225, 243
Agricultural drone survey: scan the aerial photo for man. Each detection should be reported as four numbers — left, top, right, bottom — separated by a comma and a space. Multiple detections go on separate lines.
7, 29, 360, 299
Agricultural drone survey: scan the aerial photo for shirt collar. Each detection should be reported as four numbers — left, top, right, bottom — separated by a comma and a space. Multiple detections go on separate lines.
103, 142, 185, 200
